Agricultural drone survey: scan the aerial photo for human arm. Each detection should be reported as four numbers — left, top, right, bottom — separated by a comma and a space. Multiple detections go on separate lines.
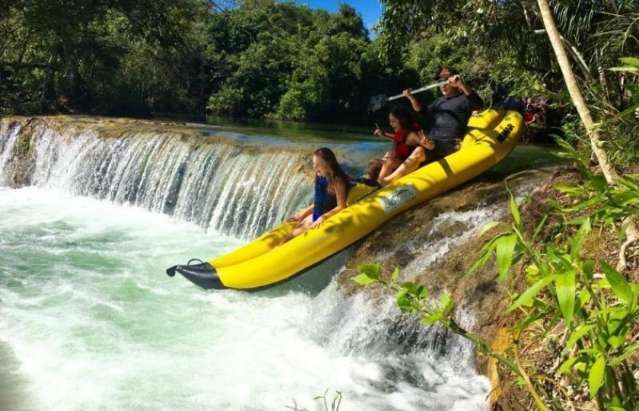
403, 88, 424, 113
449, 75, 483, 110
311, 179, 348, 227
287, 205, 313, 223
379, 147, 426, 186
373, 125, 395, 141
411, 130, 435, 151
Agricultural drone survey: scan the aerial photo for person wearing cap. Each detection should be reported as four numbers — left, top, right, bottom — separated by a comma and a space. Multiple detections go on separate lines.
407, 67, 483, 156
378, 67, 484, 185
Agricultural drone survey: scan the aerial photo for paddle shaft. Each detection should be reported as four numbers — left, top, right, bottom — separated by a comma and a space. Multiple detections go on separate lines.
386, 81, 446, 102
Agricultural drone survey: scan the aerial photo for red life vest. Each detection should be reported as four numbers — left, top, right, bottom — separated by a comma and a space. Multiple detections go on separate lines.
392, 123, 420, 159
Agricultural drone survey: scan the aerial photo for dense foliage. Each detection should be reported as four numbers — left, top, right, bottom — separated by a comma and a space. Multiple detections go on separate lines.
1, 0, 221, 116
0, 0, 411, 121
379, 0, 639, 168
3, 1, 638, 126
204, 2, 389, 121
354, 145, 639, 409
1, 1, 638, 151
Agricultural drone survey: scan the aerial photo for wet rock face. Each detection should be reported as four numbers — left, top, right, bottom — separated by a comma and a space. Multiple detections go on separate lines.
337, 169, 556, 365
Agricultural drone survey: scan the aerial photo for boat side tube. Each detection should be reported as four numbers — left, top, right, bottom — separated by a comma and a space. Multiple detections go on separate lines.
166, 262, 226, 289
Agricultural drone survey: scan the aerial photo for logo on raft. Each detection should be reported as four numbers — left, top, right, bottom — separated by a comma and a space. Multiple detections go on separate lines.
379, 184, 417, 213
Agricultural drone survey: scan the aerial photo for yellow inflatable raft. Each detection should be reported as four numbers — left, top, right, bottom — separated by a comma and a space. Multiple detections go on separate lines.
166, 110, 523, 290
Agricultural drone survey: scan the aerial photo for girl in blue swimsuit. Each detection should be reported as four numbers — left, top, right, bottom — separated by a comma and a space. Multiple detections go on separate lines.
283, 148, 350, 243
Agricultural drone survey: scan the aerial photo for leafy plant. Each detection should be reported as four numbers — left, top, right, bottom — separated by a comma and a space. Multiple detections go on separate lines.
352, 262, 548, 410
353, 184, 639, 410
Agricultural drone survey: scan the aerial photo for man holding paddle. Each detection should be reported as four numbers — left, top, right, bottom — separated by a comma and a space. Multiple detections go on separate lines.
404, 66, 483, 159
378, 66, 483, 185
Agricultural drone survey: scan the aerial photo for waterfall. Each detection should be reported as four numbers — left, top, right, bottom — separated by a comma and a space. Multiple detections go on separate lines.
0, 117, 503, 410
0, 118, 313, 239
0, 120, 20, 187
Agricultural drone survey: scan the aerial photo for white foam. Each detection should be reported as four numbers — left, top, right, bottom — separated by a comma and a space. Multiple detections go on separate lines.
0, 188, 490, 411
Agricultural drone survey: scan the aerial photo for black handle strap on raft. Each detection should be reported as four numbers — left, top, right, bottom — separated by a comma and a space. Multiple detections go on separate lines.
497, 124, 514, 143
166, 258, 205, 277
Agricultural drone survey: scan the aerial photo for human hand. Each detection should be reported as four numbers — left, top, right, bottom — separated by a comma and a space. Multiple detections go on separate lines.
402, 88, 413, 98
373, 126, 384, 137
447, 74, 463, 88
378, 176, 391, 187
418, 130, 435, 150
311, 215, 325, 228
287, 213, 302, 223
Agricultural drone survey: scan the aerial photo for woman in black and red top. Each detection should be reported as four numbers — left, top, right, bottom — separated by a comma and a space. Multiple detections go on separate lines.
373, 106, 434, 184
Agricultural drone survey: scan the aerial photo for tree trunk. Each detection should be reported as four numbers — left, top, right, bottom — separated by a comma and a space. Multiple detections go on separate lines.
537, 0, 637, 271
536, 0, 618, 184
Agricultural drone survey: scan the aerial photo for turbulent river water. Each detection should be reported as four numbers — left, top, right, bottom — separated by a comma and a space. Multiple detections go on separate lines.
0, 117, 550, 410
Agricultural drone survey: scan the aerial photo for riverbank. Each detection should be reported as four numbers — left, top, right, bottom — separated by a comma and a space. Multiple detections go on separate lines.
333, 168, 555, 407
337, 164, 639, 410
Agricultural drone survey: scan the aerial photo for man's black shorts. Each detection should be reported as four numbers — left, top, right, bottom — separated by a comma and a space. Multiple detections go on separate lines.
431, 139, 460, 160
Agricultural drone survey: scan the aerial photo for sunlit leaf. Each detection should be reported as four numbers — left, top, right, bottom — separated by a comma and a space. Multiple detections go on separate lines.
559, 355, 579, 374
391, 267, 400, 281
601, 261, 634, 305
525, 263, 540, 279
466, 236, 499, 276
422, 312, 441, 325
439, 292, 453, 314
395, 288, 411, 311
555, 270, 576, 325
554, 184, 584, 194
607, 335, 625, 350
352, 273, 378, 286
439, 293, 453, 310
611, 343, 639, 366
570, 218, 591, 259
566, 324, 595, 348
588, 355, 606, 398
509, 194, 521, 227
478, 221, 501, 237
417, 286, 428, 300
620, 56, 639, 67
508, 276, 556, 312
578, 289, 592, 307
532, 214, 548, 242
496, 234, 517, 282
610, 66, 639, 73
358, 263, 382, 280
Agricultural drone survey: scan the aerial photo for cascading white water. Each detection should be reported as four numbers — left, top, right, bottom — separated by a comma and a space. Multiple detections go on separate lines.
0, 118, 493, 410
0, 188, 490, 411
0, 121, 20, 187
0, 119, 313, 239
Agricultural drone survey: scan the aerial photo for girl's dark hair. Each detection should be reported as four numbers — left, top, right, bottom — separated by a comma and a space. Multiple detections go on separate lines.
389, 106, 415, 131
313, 147, 350, 190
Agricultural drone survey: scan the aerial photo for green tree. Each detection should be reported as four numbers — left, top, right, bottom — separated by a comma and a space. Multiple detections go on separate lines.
206, 1, 384, 121
1, 0, 215, 115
